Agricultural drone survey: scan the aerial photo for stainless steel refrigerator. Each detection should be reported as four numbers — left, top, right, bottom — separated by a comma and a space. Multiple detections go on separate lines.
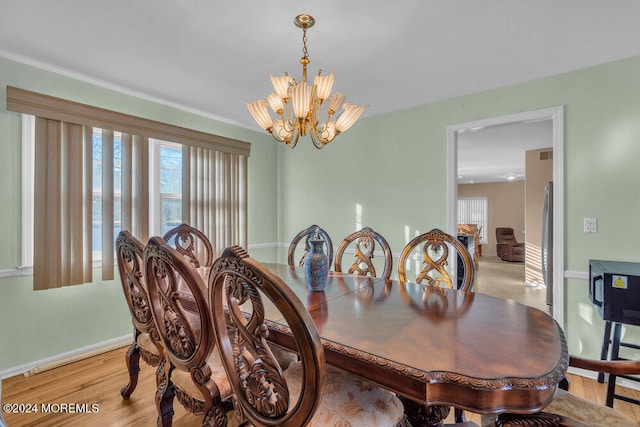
542, 182, 553, 307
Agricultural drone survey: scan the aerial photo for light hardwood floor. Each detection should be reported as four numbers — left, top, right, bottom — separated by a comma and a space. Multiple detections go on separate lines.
2, 344, 640, 425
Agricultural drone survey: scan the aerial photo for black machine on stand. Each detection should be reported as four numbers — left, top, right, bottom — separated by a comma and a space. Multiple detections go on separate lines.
589, 259, 640, 407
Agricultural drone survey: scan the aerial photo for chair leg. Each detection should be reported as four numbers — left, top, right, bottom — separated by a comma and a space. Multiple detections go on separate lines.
155, 358, 176, 427
120, 340, 141, 399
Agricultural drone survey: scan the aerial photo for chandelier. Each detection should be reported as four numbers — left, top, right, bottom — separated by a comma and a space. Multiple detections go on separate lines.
247, 14, 368, 149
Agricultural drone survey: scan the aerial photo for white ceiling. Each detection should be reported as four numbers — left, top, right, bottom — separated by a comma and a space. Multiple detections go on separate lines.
457, 120, 553, 184
2, 1, 640, 180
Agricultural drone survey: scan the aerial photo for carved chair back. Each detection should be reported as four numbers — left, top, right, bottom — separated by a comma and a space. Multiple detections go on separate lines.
209, 246, 325, 427
398, 228, 475, 291
117, 230, 154, 334
144, 236, 227, 426
287, 224, 334, 268
334, 227, 393, 280
163, 223, 214, 269
116, 230, 163, 398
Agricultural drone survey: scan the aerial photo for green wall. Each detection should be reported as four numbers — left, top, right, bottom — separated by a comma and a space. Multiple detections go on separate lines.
3, 52, 640, 373
0, 56, 278, 372
277, 54, 640, 360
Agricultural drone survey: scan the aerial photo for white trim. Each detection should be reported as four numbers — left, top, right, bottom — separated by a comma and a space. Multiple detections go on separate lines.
0, 267, 32, 279
565, 270, 589, 280
447, 106, 565, 327
247, 242, 286, 250
0, 335, 132, 380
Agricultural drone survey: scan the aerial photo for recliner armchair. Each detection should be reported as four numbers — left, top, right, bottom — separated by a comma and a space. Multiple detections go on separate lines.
495, 227, 525, 262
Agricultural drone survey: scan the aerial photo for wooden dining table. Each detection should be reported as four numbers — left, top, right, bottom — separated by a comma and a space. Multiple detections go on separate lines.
257, 263, 568, 426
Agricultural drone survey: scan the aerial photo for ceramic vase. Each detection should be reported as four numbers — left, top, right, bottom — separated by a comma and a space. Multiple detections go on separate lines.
303, 237, 329, 291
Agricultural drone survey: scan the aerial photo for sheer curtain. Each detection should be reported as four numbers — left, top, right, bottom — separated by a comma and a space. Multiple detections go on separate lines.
182, 145, 248, 254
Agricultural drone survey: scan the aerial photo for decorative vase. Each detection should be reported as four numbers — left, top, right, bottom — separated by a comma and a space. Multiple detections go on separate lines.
303, 237, 329, 291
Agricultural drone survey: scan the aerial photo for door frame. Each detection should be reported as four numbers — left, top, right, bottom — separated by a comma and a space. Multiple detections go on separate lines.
446, 106, 565, 325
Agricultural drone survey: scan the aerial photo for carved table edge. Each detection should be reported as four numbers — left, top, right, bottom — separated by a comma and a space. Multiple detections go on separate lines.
265, 316, 569, 392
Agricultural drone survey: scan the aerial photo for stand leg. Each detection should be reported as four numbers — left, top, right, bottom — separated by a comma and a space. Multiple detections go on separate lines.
606, 322, 622, 407
598, 320, 612, 383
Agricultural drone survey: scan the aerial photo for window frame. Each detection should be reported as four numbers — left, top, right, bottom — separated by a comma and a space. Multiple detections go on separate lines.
149, 139, 183, 236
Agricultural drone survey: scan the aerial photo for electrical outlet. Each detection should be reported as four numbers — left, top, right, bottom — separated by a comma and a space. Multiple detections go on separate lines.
584, 218, 597, 233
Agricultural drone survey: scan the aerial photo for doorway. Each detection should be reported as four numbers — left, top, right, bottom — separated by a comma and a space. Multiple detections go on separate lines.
446, 106, 564, 325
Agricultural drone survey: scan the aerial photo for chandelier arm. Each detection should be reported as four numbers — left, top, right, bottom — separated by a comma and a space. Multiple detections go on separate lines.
309, 125, 333, 148
309, 130, 325, 149
288, 131, 300, 149
282, 99, 296, 130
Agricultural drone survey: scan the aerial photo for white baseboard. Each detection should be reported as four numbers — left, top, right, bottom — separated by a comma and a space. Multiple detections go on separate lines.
0, 335, 132, 380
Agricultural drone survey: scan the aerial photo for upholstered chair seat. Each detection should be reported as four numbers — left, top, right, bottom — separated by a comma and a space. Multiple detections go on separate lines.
543, 388, 637, 427
170, 348, 232, 406
284, 362, 407, 427
135, 332, 161, 365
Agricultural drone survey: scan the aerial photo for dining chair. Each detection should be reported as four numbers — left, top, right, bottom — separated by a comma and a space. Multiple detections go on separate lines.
482, 356, 640, 427
287, 224, 334, 268
397, 228, 475, 423
398, 228, 475, 291
334, 226, 393, 280
457, 223, 482, 271
208, 245, 408, 427
116, 230, 163, 399
144, 236, 232, 427
163, 223, 214, 268
472, 226, 482, 271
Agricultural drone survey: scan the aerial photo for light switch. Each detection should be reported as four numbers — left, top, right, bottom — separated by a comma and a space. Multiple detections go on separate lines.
584, 218, 597, 233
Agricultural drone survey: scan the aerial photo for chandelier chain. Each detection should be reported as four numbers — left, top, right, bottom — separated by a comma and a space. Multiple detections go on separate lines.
302, 28, 309, 60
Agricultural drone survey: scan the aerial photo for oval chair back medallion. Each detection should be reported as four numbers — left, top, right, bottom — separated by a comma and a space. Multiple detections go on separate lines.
287, 224, 334, 268
398, 228, 475, 291
334, 227, 393, 280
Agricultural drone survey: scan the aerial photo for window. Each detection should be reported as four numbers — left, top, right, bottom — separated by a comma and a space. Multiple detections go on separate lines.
457, 197, 488, 244
22, 120, 186, 266
10, 86, 249, 289
150, 141, 183, 236
92, 129, 122, 254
